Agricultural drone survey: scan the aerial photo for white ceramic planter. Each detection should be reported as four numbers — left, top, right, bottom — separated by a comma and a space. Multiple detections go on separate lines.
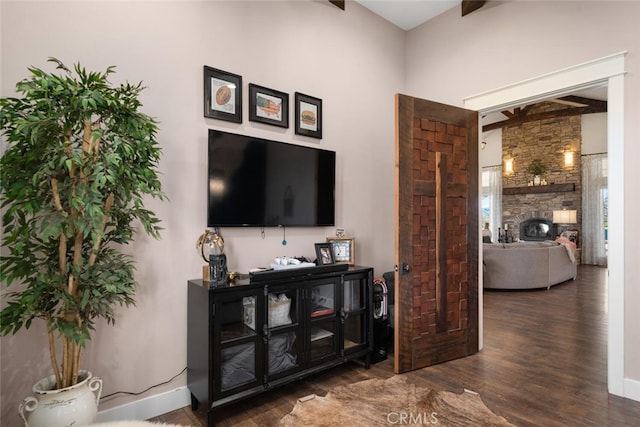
19, 370, 102, 427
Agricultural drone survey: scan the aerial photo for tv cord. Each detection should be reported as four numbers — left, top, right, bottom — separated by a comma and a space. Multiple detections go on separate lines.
100, 366, 187, 401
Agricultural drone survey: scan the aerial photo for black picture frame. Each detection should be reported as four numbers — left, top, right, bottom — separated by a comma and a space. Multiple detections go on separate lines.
295, 92, 322, 139
314, 243, 335, 265
249, 84, 289, 128
204, 66, 242, 123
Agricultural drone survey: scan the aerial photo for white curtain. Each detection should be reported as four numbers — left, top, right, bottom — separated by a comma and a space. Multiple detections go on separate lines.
581, 154, 607, 265
482, 166, 502, 242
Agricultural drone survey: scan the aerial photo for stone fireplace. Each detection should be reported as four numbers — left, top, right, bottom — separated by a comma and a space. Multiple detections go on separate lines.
519, 217, 556, 241
501, 101, 582, 244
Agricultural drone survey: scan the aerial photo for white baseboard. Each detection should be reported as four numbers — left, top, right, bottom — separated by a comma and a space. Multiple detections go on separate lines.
624, 377, 640, 403
96, 386, 191, 423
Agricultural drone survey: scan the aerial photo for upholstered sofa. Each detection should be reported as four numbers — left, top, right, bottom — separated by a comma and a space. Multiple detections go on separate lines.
483, 241, 577, 290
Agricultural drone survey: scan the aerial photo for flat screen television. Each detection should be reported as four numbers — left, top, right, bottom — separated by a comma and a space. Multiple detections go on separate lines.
207, 129, 336, 227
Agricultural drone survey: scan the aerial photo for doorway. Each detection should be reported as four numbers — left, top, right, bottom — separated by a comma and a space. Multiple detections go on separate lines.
464, 52, 626, 397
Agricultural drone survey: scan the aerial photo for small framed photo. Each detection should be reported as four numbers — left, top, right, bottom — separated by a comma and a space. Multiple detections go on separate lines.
314, 243, 335, 265
249, 84, 289, 128
326, 237, 355, 265
204, 66, 242, 123
295, 92, 322, 139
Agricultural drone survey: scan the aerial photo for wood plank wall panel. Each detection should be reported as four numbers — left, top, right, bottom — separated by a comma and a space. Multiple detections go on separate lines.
395, 94, 478, 373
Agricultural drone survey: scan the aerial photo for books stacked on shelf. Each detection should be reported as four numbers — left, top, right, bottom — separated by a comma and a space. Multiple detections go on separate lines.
311, 305, 334, 318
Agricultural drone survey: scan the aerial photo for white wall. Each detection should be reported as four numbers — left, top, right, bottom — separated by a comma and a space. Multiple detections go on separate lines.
405, 0, 640, 395
0, 1, 404, 424
582, 113, 607, 155
480, 128, 502, 168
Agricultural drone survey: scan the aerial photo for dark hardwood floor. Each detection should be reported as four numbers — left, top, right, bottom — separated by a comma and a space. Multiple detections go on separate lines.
150, 265, 640, 426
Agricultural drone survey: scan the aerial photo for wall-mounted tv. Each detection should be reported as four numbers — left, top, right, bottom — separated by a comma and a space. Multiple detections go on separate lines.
207, 129, 336, 227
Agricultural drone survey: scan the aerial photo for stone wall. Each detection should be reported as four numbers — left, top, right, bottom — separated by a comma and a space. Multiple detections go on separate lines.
501, 102, 581, 243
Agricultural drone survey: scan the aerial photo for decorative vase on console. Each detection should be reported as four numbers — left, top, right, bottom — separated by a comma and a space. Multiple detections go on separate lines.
533, 175, 541, 186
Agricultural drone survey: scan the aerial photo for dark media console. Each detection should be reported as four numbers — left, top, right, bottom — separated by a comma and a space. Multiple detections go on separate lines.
187, 265, 373, 426
249, 262, 348, 282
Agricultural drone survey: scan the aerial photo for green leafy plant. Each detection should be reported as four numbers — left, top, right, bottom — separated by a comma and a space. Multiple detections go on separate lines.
0, 58, 166, 389
526, 159, 547, 176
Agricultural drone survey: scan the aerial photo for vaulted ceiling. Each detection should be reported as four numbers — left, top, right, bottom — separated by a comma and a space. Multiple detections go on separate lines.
335, 1, 485, 30
352, 0, 460, 30
327, 1, 609, 132
483, 94, 607, 132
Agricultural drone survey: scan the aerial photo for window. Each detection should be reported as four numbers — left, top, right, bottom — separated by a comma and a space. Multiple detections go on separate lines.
481, 166, 502, 243
582, 154, 607, 265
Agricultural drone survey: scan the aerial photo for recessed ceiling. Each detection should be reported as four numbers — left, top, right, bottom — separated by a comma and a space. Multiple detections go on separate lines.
354, 0, 459, 31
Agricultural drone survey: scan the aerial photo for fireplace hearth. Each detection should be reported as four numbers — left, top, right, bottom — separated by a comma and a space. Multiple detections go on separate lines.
519, 218, 556, 241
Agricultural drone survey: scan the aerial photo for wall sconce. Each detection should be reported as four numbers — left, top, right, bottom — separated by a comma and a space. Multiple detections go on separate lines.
552, 209, 577, 224
564, 151, 574, 167
504, 159, 514, 174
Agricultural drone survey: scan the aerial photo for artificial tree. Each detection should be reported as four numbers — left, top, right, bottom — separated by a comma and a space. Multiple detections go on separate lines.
526, 158, 547, 177
0, 58, 165, 389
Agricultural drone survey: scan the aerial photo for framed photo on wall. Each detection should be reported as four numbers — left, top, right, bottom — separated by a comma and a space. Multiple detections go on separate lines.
204, 66, 242, 123
314, 243, 335, 265
295, 92, 322, 139
249, 84, 289, 128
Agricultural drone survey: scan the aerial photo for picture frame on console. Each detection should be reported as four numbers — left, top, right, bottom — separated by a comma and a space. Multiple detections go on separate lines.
327, 237, 355, 265
315, 243, 335, 265
295, 92, 322, 139
249, 83, 289, 128
204, 66, 242, 123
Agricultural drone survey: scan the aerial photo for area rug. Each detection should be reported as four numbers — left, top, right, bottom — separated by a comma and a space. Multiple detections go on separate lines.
278, 376, 514, 426
89, 422, 190, 427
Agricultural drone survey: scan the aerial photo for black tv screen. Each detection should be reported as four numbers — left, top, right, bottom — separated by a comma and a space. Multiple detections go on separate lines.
207, 130, 335, 227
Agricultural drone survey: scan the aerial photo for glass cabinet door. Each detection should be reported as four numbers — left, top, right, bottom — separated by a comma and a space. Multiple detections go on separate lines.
342, 274, 369, 354
266, 285, 302, 379
308, 281, 338, 363
215, 290, 263, 397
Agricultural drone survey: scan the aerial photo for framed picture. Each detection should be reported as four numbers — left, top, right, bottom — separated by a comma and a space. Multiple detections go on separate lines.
204, 66, 242, 123
326, 237, 355, 265
295, 92, 322, 139
314, 243, 335, 265
249, 84, 289, 128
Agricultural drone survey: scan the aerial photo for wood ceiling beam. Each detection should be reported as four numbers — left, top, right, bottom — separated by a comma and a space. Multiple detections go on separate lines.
483, 103, 607, 132
557, 95, 607, 110
520, 105, 534, 116
329, 0, 345, 10
462, 0, 486, 16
